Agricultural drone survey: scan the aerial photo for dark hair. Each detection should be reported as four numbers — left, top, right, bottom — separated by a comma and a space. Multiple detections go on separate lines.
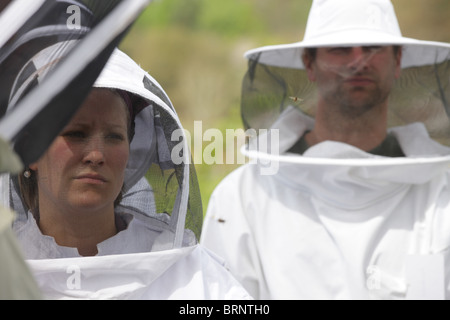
17, 171, 39, 215
114, 89, 136, 142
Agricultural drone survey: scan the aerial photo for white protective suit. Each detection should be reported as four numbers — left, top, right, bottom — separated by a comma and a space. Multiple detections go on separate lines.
201, 0, 450, 300
0, 137, 41, 299
0, 48, 251, 300
202, 107, 450, 300
0, 206, 41, 299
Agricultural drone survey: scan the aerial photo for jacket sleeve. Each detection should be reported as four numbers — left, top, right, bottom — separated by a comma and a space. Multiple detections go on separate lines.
0, 206, 42, 299
200, 169, 263, 299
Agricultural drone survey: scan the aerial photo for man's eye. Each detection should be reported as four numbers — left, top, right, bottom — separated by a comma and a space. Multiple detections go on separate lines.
328, 47, 351, 54
364, 46, 382, 52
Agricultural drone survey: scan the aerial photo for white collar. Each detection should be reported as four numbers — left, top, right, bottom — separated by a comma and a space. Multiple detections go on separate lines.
14, 211, 157, 259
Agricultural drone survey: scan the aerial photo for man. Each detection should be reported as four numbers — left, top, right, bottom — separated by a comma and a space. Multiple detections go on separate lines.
201, 0, 450, 299
298, 45, 403, 156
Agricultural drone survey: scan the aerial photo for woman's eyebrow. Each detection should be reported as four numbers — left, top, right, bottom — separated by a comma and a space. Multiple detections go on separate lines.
66, 121, 127, 129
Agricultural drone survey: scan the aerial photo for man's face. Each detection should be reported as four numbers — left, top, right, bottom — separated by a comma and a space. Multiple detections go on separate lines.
304, 46, 402, 118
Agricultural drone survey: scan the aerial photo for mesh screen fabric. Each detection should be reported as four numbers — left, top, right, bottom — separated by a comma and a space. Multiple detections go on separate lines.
0, 0, 147, 166
242, 52, 450, 148
140, 105, 203, 243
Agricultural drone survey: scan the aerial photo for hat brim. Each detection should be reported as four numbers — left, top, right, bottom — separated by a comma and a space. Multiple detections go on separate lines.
245, 31, 450, 69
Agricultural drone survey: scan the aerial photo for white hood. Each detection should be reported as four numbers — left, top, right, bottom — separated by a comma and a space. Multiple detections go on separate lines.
5, 48, 201, 250
0, 0, 249, 300
0, 49, 250, 300
94, 49, 199, 249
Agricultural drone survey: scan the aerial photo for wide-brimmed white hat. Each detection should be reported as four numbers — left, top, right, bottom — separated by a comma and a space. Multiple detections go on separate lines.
245, 0, 450, 69
240, 0, 450, 156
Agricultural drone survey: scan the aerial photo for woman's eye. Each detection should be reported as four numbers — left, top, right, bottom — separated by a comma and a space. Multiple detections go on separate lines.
61, 129, 126, 142
107, 133, 125, 141
63, 131, 85, 139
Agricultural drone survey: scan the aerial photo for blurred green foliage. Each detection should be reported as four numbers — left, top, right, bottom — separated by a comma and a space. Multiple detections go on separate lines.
121, 0, 450, 216
135, 0, 265, 37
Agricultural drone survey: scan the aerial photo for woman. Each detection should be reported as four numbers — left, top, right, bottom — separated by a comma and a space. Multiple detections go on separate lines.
16, 87, 158, 258
1, 46, 251, 299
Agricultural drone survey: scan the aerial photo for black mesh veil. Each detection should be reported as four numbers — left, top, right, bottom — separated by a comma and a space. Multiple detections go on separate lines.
240, 0, 450, 152
91, 50, 204, 246
0, 0, 150, 166
242, 45, 450, 148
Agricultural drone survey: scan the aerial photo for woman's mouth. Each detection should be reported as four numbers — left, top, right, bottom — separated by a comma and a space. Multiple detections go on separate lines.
75, 173, 107, 184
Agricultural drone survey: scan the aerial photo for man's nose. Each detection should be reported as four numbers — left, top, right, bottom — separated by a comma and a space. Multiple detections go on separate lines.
347, 47, 370, 71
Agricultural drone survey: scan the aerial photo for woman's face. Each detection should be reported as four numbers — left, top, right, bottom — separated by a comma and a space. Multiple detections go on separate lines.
30, 89, 130, 214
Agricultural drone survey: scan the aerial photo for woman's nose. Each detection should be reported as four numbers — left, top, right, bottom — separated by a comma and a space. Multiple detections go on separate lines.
83, 138, 105, 166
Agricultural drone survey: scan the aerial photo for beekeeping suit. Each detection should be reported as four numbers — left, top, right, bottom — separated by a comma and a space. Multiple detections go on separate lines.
0, 0, 250, 299
201, 0, 450, 300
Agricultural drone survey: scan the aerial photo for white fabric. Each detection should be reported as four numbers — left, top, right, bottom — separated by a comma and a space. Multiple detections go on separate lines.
0, 0, 45, 50
244, 106, 450, 167
201, 109, 450, 300
0, 139, 41, 299
0, 206, 41, 299
94, 49, 165, 192
26, 244, 252, 300
14, 212, 158, 259
244, 0, 450, 69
